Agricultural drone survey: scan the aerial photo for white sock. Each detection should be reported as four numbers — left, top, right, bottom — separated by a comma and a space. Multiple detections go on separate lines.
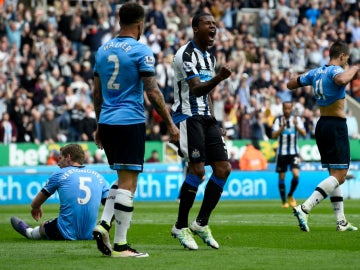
100, 183, 118, 226
302, 176, 339, 213
113, 189, 134, 245
330, 186, 346, 222
26, 226, 42, 239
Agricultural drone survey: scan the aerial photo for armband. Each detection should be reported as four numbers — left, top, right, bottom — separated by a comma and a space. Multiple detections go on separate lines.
296, 77, 302, 87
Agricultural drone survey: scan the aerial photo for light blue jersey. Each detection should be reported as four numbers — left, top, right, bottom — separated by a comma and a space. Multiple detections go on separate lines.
94, 36, 156, 125
299, 65, 345, 106
43, 166, 109, 240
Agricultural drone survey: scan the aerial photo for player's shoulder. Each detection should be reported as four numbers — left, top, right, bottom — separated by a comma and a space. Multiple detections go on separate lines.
175, 41, 193, 59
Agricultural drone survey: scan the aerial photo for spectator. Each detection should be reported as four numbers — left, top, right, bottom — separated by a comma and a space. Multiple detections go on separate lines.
146, 150, 160, 163
46, 149, 60, 165
146, 0, 167, 30
78, 105, 97, 142
0, 111, 17, 144
41, 108, 66, 144
258, 1, 272, 38
239, 143, 268, 170
229, 150, 239, 170
346, 108, 360, 139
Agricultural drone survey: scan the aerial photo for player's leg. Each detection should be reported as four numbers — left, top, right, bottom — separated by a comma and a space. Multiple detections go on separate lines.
93, 181, 118, 255
275, 156, 288, 207
171, 117, 205, 250
190, 117, 230, 249
288, 157, 300, 207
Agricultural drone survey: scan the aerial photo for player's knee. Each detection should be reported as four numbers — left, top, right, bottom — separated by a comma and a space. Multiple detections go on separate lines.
214, 162, 231, 179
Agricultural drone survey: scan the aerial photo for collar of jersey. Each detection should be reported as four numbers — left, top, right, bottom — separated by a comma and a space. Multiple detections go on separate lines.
191, 40, 208, 58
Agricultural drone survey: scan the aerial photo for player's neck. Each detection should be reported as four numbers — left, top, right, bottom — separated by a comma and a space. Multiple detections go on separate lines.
119, 27, 138, 40
192, 38, 207, 53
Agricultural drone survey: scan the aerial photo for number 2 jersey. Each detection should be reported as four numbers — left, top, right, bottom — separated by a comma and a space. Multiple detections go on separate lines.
171, 40, 216, 124
94, 36, 156, 125
43, 166, 109, 240
298, 65, 345, 106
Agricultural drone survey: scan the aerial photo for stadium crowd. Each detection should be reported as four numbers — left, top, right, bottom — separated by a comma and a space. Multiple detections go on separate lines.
0, 0, 360, 147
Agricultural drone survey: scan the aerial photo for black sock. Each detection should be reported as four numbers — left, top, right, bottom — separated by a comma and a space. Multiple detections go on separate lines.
279, 182, 286, 203
288, 177, 299, 197
196, 180, 223, 226
176, 182, 197, 228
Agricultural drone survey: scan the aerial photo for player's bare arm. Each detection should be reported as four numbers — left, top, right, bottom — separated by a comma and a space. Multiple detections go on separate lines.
93, 75, 103, 121
143, 76, 179, 143
93, 75, 103, 148
30, 191, 49, 221
188, 64, 232, 97
334, 65, 360, 86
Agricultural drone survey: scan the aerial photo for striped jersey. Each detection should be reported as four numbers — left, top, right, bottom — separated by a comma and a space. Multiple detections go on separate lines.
298, 65, 345, 106
171, 40, 216, 124
272, 115, 304, 155
94, 36, 156, 125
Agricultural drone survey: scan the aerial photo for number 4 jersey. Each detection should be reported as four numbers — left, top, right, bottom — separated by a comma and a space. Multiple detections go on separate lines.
43, 166, 109, 240
94, 36, 156, 125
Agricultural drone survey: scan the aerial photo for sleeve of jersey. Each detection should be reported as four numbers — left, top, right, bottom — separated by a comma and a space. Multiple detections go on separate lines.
272, 117, 280, 132
138, 45, 156, 77
299, 71, 312, 86
42, 172, 61, 196
182, 52, 199, 81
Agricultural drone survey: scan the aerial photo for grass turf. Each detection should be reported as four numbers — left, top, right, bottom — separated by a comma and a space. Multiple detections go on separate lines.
1, 200, 360, 270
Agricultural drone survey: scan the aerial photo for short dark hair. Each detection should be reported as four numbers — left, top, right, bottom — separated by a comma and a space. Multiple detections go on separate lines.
192, 12, 212, 28
329, 40, 349, 59
119, 2, 145, 25
60, 144, 85, 164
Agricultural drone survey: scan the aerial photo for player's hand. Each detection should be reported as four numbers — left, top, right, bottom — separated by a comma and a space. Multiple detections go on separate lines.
221, 128, 227, 136
31, 207, 42, 222
94, 127, 103, 149
168, 124, 180, 144
219, 64, 232, 80
293, 117, 298, 126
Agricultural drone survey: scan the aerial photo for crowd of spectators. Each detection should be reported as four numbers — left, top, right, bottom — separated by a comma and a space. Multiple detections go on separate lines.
0, 0, 360, 150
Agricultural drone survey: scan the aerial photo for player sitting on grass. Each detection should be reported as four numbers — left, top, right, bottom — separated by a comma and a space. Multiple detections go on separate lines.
11, 143, 109, 240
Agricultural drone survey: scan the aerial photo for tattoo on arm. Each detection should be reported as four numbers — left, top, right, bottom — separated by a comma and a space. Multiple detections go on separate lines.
143, 76, 172, 125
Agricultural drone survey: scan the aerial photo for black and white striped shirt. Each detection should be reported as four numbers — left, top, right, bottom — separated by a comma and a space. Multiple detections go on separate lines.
272, 115, 304, 155
171, 40, 216, 124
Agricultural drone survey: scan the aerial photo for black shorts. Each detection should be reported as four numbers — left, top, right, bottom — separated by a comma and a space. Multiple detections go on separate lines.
43, 218, 65, 240
315, 116, 350, 169
275, 154, 301, 173
178, 115, 228, 164
99, 123, 146, 172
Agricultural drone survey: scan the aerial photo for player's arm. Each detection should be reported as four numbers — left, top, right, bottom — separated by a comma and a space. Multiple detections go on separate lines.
294, 117, 307, 137
142, 75, 179, 143
334, 65, 360, 86
93, 74, 103, 148
30, 189, 50, 221
287, 74, 301, 90
271, 118, 282, 139
93, 74, 103, 122
187, 64, 232, 97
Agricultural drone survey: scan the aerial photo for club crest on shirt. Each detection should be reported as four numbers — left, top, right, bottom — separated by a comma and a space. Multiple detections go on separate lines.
144, 55, 155, 67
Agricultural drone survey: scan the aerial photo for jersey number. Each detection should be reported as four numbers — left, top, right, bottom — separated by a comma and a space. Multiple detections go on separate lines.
77, 177, 92, 205
314, 79, 325, 100
107, 54, 120, 90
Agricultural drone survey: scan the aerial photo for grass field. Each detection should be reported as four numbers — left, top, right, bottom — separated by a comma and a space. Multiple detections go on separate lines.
1, 200, 360, 270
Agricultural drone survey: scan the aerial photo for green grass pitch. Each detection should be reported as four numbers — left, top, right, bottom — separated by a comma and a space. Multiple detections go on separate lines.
1, 200, 360, 270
